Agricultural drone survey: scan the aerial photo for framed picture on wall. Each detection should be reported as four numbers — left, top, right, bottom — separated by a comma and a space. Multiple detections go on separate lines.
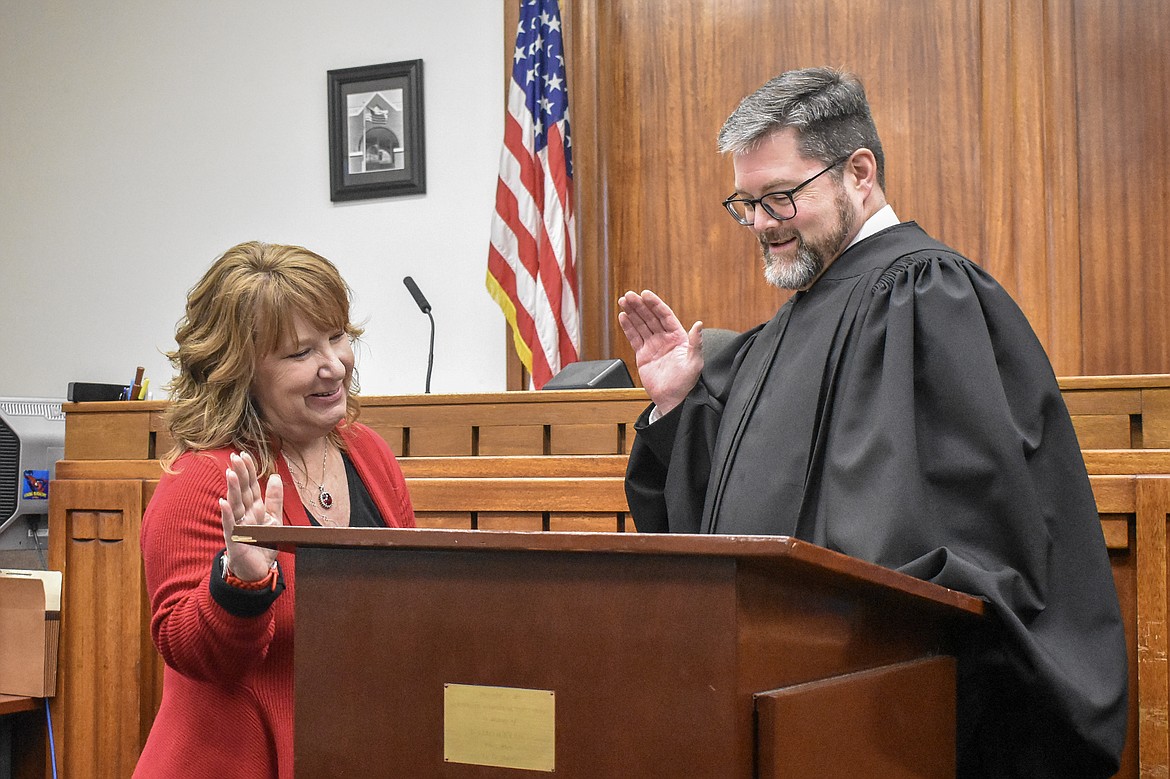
327, 59, 425, 201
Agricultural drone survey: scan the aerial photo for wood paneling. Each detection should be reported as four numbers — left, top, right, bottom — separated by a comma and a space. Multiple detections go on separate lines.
1073, 0, 1170, 375
63, 411, 151, 460
566, 0, 985, 375
1147, 390, 1170, 448
552, 0, 1170, 385
479, 423, 544, 454
1073, 416, 1135, 449
980, 0, 1082, 370
1107, 508, 1140, 779
47, 479, 152, 778
1137, 475, 1170, 775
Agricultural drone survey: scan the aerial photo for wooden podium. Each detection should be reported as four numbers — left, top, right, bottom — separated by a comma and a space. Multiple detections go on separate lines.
244, 527, 984, 778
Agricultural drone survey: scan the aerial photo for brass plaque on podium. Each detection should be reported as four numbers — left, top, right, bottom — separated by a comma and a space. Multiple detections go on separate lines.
443, 683, 555, 772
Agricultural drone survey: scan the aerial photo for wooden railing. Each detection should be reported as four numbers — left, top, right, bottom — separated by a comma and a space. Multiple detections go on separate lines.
61, 389, 653, 462
41, 378, 1170, 778
1061, 374, 1170, 448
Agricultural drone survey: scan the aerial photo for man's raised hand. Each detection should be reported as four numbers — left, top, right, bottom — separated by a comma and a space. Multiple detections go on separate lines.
617, 290, 704, 416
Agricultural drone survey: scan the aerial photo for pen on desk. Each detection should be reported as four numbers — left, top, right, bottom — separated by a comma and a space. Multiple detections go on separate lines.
138, 378, 150, 400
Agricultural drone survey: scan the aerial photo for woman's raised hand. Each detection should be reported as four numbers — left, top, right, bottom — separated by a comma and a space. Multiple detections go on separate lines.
219, 452, 282, 581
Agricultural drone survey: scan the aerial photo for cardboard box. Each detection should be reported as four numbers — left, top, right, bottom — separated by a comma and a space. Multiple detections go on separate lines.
0, 569, 62, 697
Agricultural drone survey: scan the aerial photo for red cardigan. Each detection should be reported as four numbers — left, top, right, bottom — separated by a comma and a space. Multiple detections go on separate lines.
134, 423, 414, 778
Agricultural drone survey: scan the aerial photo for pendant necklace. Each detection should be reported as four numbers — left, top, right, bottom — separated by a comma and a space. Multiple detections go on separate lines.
291, 444, 334, 511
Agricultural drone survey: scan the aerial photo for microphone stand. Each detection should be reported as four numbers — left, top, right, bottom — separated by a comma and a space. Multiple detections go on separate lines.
424, 309, 434, 394
403, 276, 434, 394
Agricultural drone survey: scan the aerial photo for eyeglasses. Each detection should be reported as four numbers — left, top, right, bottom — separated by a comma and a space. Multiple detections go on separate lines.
722, 155, 852, 225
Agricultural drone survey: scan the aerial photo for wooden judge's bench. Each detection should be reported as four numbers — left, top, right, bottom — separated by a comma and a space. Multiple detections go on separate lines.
28, 377, 1170, 777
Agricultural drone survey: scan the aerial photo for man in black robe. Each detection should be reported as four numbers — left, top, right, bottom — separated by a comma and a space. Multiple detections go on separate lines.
619, 67, 1127, 777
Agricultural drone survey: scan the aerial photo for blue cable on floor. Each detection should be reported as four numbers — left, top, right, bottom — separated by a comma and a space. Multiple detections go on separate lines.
43, 699, 58, 779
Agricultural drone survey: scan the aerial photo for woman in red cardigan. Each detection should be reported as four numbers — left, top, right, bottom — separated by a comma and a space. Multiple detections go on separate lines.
135, 242, 415, 778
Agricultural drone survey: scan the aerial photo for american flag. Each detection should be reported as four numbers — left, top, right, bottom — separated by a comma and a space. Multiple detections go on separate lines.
486, 0, 579, 389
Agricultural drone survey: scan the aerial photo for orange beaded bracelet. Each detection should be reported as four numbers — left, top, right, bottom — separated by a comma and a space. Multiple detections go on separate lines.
221, 552, 279, 593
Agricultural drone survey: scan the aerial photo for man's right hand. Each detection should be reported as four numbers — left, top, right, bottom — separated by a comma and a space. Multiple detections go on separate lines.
617, 290, 704, 417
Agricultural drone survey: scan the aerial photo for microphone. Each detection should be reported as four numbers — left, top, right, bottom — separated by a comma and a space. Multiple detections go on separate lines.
403, 276, 434, 393
403, 276, 431, 314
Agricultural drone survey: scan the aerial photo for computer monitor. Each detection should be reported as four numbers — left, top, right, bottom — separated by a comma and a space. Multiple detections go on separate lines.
0, 398, 65, 550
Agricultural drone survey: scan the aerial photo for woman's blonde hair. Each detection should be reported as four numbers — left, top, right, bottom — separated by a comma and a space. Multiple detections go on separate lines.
162, 241, 364, 475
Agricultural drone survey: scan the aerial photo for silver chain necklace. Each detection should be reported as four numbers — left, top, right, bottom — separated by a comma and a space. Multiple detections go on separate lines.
290, 444, 334, 510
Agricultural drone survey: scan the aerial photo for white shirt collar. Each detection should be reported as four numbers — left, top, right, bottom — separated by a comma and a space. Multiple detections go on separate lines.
846, 204, 899, 250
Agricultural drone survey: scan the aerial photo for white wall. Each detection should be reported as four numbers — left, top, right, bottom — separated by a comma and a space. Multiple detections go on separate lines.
0, 1, 506, 400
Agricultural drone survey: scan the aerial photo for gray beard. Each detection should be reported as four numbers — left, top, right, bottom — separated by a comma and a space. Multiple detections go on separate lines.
764, 246, 822, 290
761, 189, 858, 291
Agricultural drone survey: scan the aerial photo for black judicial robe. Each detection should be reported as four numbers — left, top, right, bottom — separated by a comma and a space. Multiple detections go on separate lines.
626, 222, 1127, 777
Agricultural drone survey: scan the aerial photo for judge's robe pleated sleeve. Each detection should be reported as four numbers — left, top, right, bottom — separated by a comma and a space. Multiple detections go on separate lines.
625, 223, 1128, 778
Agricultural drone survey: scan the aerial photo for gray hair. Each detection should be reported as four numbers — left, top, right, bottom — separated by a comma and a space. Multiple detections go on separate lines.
717, 67, 885, 189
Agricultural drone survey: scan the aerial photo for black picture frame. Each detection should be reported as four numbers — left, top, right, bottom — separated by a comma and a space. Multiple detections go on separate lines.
327, 59, 425, 202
